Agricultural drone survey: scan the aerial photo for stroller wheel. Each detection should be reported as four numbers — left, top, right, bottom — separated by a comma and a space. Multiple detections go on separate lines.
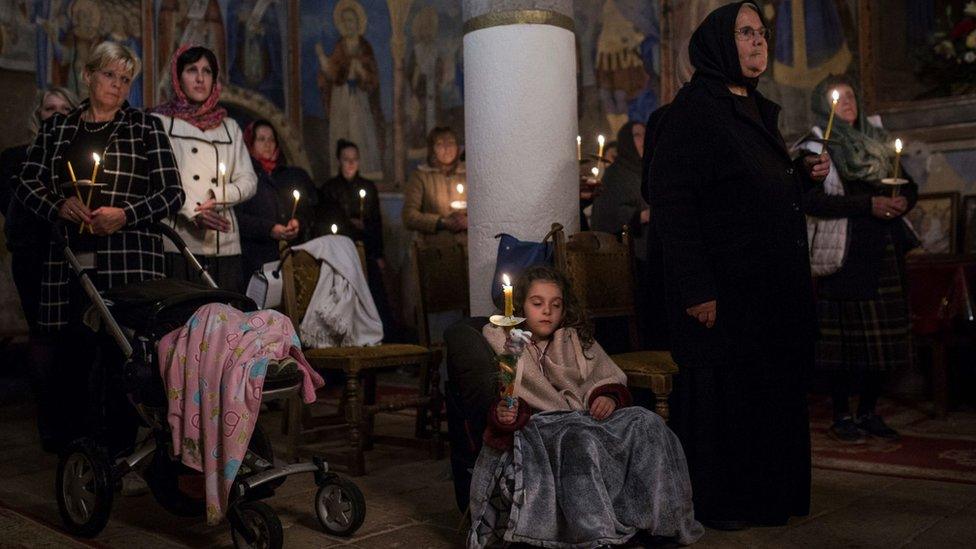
230, 500, 283, 549
56, 439, 114, 538
314, 476, 366, 536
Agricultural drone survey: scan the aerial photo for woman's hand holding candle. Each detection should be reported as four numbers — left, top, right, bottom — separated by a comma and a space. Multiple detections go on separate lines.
58, 195, 93, 225
89, 206, 126, 236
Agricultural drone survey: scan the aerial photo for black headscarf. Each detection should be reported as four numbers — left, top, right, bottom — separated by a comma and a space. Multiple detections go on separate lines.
689, 1, 767, 89
615, 120, 643, 174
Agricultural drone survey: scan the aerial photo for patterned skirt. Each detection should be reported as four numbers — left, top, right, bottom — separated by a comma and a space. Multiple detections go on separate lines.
815, 242, 912, 373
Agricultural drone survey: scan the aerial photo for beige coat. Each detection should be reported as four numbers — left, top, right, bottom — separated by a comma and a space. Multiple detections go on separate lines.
401, 163, 466, 245
482, 325, 627, 413
152, 114, 257, 256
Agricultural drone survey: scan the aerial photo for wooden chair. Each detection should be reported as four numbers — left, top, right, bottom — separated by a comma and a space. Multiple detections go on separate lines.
280, 245, 443, 475
414, 241, 470, 349
552, 225, 679, 420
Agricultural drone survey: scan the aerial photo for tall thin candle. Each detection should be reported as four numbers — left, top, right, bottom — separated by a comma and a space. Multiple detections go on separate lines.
358, 188, 366, 219
290, 189, 300, 219
576, 135, 582, 161
823, 89, 840, 141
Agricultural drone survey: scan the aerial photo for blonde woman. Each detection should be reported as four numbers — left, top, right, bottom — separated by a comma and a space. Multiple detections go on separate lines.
15, 41, 184, 452
3, 86, 79, 334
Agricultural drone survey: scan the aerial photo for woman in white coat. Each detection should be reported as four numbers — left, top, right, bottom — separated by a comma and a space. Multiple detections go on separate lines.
151, 44, 256, 290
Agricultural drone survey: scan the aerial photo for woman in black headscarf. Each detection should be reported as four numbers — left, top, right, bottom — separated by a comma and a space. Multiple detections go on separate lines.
647, 2, 830, 529
591, 121, 648, 259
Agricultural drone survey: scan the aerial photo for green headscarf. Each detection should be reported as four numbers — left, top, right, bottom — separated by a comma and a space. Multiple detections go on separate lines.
811, 74, 894, 182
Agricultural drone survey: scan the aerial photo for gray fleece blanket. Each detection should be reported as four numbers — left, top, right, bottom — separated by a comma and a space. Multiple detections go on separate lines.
468, 408, 703, 548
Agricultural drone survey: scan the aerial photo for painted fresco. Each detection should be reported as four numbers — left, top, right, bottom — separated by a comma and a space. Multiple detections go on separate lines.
301, 0, 391, 181
576, 0, 661, 145
33, 0, 144, 106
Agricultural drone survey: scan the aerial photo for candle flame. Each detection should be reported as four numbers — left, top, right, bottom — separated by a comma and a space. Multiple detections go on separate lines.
894, 138, 903, 153
92, 152, 100, 164
358, 188, 366, 198
576, 135, 581, 145
292, 189, 300, 200
330, 223, 338, 234
591, 167, 599, 177
831, 89, 840, 104
502, 273, 511, 286
219, 162, 226, 175
456, 183, 464, 194
597, 134, 605, 146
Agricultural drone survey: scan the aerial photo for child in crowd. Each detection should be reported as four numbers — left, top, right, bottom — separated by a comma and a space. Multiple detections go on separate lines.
468, 265, 702, 548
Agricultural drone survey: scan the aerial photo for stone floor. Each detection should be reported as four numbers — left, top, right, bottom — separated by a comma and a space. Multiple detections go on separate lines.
1, 376, 976, 548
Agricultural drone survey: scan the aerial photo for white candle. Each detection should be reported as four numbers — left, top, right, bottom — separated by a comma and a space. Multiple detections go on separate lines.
597, 134, 605, 160
358, 188, 366, 218
218, 162, 227, 202
290, 189, 300, 219
576, 135, 582, 161
893, 138, 903, 179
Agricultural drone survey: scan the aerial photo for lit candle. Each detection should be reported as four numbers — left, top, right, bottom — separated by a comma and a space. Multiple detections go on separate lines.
331, 223, 338, 235
217, 162, 227, 255
90, 152, 100, 183
597, 134, 605, 160
823, 89, 840, 141
219, 162, 227, 203
80, 153, 101, 234
892, 138, 904, 198
290, 189, 300, 219
502, 273, 513, 318
358, 188, 366, 219
893, 138, 903, 179
456, 183, 464, 195
576, 135, 582, 161
591, 166, 600, 180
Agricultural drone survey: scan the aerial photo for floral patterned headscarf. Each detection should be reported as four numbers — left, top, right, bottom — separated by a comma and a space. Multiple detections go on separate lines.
150, 44, 227, 131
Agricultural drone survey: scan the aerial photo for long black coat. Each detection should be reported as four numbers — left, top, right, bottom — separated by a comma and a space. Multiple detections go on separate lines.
235, 160, 316, 284
648, 76, 817, 369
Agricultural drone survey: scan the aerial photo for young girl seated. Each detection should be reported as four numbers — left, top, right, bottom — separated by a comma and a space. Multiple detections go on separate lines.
468, 266, 702, 548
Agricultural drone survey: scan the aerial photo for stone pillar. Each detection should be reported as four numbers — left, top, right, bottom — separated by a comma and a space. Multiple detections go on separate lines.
463, 0, 580, 316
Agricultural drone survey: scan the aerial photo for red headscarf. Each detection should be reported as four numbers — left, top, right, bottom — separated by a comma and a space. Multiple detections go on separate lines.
243, 120, 281, 175
150, 44, 228, 131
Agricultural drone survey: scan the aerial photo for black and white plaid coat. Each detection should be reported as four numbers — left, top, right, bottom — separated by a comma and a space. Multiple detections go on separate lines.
14, 101, 184, 330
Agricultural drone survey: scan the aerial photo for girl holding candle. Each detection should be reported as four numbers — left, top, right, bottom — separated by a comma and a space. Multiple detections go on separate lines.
150, 45, 257, 291
800, 74, 918, 443
470, 266, 702, 547
14, 42, 184, 454
234, 119, 315, 291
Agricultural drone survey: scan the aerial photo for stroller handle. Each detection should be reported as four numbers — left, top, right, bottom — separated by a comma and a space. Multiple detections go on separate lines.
51, 220, 219, 289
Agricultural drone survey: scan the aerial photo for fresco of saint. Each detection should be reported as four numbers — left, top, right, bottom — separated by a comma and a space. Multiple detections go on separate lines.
315, 0, 384, 180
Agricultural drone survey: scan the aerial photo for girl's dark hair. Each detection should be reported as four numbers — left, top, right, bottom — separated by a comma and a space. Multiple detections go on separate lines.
426, 126, 458, 167
177, 46, 219, 80
513, 265, 595, 351
252, 118, 277, 140
336, 138, 359, 159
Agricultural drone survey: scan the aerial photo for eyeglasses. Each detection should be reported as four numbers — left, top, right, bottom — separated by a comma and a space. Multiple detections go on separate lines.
734, 26, 771, 41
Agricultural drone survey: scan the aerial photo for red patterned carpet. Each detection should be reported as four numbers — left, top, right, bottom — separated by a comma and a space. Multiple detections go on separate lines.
809, 396, 976, 484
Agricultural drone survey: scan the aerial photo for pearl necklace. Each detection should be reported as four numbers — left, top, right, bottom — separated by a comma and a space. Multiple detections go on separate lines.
81, 111, 112, 132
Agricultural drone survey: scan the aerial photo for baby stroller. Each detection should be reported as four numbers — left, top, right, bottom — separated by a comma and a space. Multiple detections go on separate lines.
51, 222, 366, 548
